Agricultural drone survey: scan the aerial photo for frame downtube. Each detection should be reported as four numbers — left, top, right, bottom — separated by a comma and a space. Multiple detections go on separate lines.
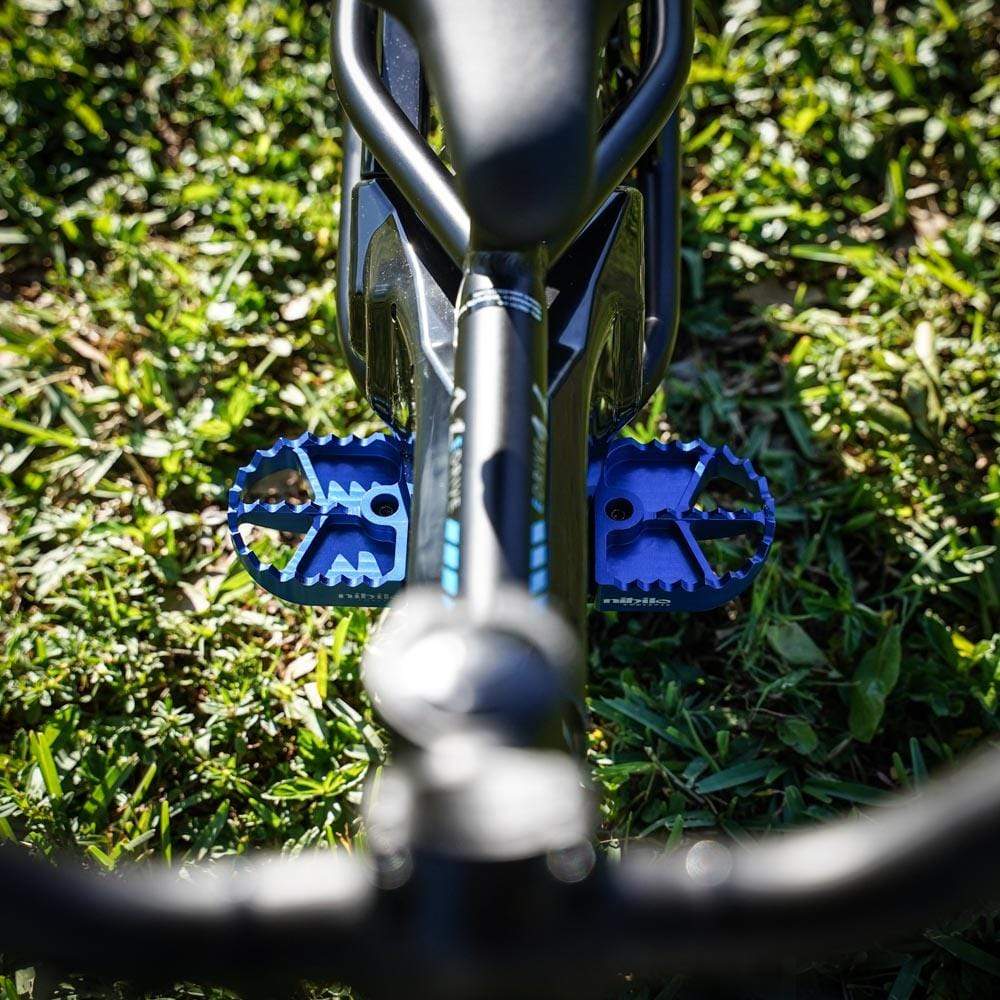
445, 250, 549, 612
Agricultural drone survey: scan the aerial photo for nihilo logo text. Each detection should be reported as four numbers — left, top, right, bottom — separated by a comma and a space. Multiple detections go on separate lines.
602, 596, 672, 608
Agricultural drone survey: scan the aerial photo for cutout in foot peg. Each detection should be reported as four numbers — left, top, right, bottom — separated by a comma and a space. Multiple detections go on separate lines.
590, 437, 776, 612
228, 432, 412, 607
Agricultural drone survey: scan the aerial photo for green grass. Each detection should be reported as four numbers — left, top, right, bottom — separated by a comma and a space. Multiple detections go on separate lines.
1, 0, 998, 997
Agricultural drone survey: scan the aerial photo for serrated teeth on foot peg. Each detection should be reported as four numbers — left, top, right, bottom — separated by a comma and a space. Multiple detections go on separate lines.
228, 432, 412, 607
589, 437, 776, 612
229, 431, 774, 612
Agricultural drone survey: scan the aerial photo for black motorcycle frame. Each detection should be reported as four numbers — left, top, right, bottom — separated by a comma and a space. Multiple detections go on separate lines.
335, 2, 687, 643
